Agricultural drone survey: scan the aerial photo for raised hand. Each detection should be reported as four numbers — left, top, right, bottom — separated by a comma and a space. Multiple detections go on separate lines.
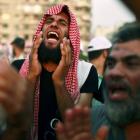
52, 37, 74, 118
56, 106, 108, 140
52, 37, 71, 84
28, 32, 43, 81
0, 60, 33, 139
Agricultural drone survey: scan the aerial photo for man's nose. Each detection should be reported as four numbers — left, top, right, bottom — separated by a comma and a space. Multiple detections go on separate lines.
51, 21, 58, 27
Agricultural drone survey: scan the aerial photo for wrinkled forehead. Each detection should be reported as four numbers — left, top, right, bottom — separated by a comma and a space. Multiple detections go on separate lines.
113, 40, 140, 52
110, 40, 140, 59
46, 12, 70, 24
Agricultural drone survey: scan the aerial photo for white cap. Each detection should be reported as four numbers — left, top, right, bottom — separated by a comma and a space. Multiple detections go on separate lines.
87, 36, 112, 52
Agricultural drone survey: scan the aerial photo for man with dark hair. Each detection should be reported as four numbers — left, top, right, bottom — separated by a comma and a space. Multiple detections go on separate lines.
56, 22, 140, 140
11, 37, 25, 61
88, 36, 112, 88
87, 37, 112, 103
12, 4, 99, 140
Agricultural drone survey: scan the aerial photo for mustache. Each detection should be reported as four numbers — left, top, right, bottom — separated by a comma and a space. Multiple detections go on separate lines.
105, 77, 132, 95
106, 79, 129, 88
105, 76, 129, 88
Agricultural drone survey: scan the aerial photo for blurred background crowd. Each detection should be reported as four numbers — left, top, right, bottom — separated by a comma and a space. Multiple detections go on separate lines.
0, 0, 139, 62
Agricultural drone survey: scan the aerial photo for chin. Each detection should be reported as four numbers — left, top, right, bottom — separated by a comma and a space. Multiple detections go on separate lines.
105, 96, 140, 126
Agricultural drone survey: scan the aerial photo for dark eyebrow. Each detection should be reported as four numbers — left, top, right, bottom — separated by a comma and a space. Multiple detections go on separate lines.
46, 16, 53, 20
122, 54, 140, 61
108, 54, 140, 60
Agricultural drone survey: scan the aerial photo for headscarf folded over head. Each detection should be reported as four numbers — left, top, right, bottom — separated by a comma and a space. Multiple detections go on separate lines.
19, 4, 80, 132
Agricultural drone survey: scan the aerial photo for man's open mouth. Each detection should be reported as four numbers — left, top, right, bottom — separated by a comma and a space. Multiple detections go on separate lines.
108, 84, 130, 100
47, 31, 59, 41
111, 86, 127, 94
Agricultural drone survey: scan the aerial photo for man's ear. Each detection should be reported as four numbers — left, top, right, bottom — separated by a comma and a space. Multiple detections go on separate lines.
103, 50, 108, 58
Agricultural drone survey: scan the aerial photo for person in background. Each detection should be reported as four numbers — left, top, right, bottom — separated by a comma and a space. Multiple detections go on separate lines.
11, 37, 25, 62
12, 4, 99, 140
87, 37, 112, 104
56, 22, 140, 140
88, 36, 112, 88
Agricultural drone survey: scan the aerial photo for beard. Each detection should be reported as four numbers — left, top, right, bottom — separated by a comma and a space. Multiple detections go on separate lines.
104, 86, 140, 126
38, 41, 61, 64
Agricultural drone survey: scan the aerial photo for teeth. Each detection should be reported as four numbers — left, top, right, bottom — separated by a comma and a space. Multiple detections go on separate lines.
48, 31, 58, 38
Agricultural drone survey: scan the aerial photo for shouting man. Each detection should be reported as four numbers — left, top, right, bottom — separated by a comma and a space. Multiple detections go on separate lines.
12, 4, 99, 140
56, 22, 140, 140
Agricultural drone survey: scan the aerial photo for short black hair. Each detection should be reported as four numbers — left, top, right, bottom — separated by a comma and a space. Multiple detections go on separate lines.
88, 50, 103, 61
11, 37, 25, 49
111, 22, 140, 44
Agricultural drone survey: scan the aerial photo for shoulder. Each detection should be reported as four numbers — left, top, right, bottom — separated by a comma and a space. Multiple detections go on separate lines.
77, 60, 97, 88
91, 104, 108, 135
11, 59, 25, 71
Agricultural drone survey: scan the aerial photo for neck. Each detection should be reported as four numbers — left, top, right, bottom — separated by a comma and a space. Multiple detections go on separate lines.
43, 61, 58, 72
15, 52, 22, 58
90, 58, 105, 76
125, 121, 140, 140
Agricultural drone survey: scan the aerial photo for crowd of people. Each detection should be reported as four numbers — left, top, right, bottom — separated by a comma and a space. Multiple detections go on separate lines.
0, 36, 26, 63
0, 3, 140, 140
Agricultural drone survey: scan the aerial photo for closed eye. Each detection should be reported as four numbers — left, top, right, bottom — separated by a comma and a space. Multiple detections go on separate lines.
59, 19, 68, 26
123, 56, 140, 69
46, 18, 53, 24
106, 57, 116, 69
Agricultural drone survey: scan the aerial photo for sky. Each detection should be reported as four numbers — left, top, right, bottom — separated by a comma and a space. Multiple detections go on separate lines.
91, 0, 136, 31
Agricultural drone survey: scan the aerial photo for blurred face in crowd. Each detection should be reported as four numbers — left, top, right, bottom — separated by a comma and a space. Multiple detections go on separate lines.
104, 40, 140, 125
38, 12, 69, 64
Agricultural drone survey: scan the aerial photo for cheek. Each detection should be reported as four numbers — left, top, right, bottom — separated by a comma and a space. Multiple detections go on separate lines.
63, 29, 69, 37
104, 69, 110, 80
42, 25, 48, 34
128, 73, 140, 90
61, 26, 69, 36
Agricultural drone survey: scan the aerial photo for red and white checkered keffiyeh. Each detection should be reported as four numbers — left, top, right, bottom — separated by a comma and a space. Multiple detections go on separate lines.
19, 4, 80, 139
